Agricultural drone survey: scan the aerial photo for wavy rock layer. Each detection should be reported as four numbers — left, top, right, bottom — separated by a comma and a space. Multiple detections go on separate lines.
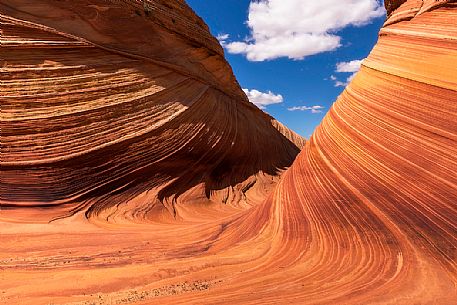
0, 0, 304, 223
1, 0, 456, 304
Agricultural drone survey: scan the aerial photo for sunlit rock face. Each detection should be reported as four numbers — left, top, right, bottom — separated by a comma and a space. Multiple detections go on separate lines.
267, 0, 457, 303
0, 0, 304, 223
0, 0, 456, 304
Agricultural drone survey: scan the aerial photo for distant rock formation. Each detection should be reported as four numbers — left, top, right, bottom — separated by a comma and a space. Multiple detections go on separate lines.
0, 1, 455, 304
0, 0, 304, 222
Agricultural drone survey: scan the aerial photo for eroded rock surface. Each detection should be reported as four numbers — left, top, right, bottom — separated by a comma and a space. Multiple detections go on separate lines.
1, 0, 304, 223
0, 1, 456, 304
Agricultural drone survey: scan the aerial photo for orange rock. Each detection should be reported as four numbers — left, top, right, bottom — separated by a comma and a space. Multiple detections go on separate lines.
0, 0, 304, 222
0, 1, 456, 304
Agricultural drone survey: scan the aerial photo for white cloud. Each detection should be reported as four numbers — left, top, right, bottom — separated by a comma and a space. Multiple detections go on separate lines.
223, 0, 385, 61
243, 88, 283, 109
332, 59, 363, 87
288, 105, 325, 113
333, 73, 356, 87
334, 80, 347, 87
336, 59, 363, 73
217, 33, 230, 45
346, 73, 356, 83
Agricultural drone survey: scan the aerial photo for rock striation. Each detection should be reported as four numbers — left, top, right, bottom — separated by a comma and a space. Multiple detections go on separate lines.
263, 1, 457, 303
0, 0, 304, 222
0, 0, 456, 304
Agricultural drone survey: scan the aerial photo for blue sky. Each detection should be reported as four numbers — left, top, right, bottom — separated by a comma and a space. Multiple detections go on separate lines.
186, 0, 386, 138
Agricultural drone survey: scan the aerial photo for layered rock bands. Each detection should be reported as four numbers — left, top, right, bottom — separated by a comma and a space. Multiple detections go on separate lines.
0, 1, 456, 304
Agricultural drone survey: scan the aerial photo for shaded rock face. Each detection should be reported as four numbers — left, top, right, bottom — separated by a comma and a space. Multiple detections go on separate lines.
1, 0, 304, 221
0, 1, 456, 304
383, 0, 451, 24
385, 0, 407, 16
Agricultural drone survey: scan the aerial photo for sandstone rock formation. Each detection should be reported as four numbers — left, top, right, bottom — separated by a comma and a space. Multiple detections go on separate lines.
0, 0, 304, 223
0, 0, 456, 304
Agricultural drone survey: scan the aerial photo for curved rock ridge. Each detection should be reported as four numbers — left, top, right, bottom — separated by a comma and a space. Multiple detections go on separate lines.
263, 0, 457, 303
0, 0, 456, 304
0, 0, 304, 222
384, 0, 451, 25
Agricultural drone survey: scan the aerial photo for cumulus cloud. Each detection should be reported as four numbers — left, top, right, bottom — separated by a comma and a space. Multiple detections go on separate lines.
288, 105, 325, 113
332, 59, 364, 87
223, 0, 385, 61
243, 88, 283, 109
336, 59, 363, 73
217, 33, 230, 45
333, 79, 348, 87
